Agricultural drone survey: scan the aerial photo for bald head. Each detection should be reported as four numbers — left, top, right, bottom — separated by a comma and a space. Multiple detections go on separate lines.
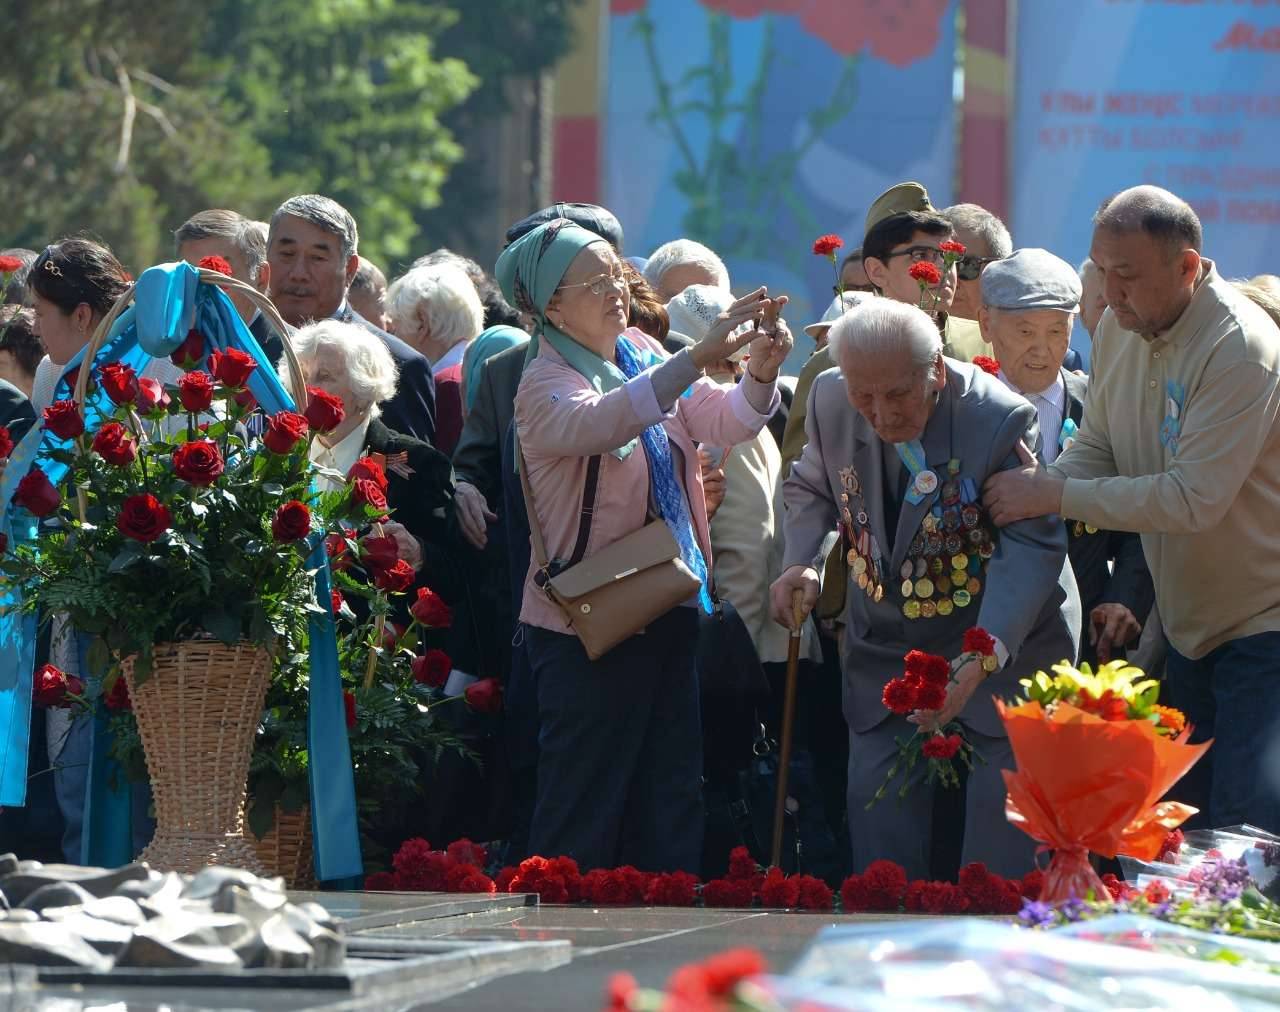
1094, 186, 1202, 255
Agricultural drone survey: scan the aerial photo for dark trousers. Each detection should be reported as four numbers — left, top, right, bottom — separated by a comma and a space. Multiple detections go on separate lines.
526, 608, 704, 873
1165, 630, 1280, 833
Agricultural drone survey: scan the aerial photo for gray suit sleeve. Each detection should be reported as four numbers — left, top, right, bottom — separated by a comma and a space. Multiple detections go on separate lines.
782, 377, 840, 572
977, 401, 1070, 657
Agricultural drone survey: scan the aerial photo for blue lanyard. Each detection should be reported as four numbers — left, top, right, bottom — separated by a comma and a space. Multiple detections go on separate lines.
894, 440, 933, 505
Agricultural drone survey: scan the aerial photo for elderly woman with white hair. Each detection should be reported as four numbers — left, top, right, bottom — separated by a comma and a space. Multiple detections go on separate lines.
283, 319, 456, 592
385, 264, 484, 454
643, 238, 731, 301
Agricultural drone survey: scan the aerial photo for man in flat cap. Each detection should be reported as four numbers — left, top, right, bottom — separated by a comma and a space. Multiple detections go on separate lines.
979, 250, 1154, 666
771, 297, 1079, 879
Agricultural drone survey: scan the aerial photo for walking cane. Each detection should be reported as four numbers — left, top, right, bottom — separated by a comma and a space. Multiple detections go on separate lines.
770, 589, 806, 869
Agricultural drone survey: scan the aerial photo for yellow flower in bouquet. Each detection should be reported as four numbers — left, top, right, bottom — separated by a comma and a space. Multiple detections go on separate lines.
1019, 660, 1186, 737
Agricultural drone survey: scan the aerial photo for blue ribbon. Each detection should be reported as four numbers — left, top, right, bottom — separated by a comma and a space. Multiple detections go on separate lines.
893, 440, 931, 505
0, 262, 361, 881
1059, 417, 1078, 450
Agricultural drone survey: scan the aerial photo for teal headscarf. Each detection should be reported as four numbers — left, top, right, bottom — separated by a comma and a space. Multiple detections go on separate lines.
496, 218, 639, 462
462, 325, 527, 413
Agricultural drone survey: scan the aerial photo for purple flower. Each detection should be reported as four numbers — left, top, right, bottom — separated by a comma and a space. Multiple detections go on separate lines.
1018, 900, 1057, 928
1194, 856, 1253, 903
1059, 897, 1088, 922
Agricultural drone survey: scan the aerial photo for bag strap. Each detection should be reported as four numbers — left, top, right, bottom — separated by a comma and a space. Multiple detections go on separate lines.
516, 445, 552, 570
516, 447, 602, 570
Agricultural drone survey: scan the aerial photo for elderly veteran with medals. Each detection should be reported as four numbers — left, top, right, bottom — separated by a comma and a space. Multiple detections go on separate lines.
978, 249, 1154, 668
770, 298, 1080, 879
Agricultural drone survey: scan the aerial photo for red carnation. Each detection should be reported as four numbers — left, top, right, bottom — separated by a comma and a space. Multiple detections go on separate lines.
104, 676, 131, 712
446, 838, 488, 868
348, 456, 389, 491
331, 589, 344, 614
364, 871, 396, 891
0, 255, 24, 275
905, 879, 970, 914
939, 240, 967, 255
693, 948, 767, 998
410, 587, 453, 628
178, 370, 215, 412
727, 845, 758, 881
411, 649, 452, 688
644, 871, 699, 907
509, 855, 580, 904
170, 328, 205, 368
1157, 828, 1185, 863
137, 377, 170, 412
701, 877, 754, 908
172, 439, 225, 486
117, 493, 172, 543
1021, 869, 1045, 900
972, 355, 1001, 377
881, 676, 918, 715
465, 677, 503, 714
963, 627, 996, 656
0, 426, 13, 460
271, 500, 311, 542
1144, 880, 1172, 904
304, 386, 345, 433
373, 558, 415, 593
263, 411, 309, 455
904, 650, 952, 687
839, 860, 907, 912
812, 233, 844, 259
208, 347, 258, 388
14, 467, 61, 516
42, 400, 85, 439
758, 867, 800, 909
197, 255, 234, 276
350, 477, 388, 517
921, 733, 961, 759
908, 261, 943, 287
794, 874, 834, 911
914, 681, 946, 712
495, 866, 518, 892
91, 422, 138, 466
100, 362, 140, 405
33, 664, 83, 708
343, 690, 357, 729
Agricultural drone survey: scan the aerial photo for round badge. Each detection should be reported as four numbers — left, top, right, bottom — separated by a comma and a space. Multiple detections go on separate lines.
920, 600, 938, 619
979, 542, 995, 560
903, 600, 922, 620
1085, 524, 1099, 534
945, 533, 964, 555
874, 584, 885, 603
953, 589, 972, 608
929, 557, 945, 576
968, 529, 984, 546
847, 550, 860, 566
961, 505, 980, 529
967, 577, 982, 595
901, 579, 915, 599
915, 578, 935, 599
900, 560, 914, 580
856, 511, 869, 526
913, 469, 939, 496
922, 515, 938, 534
927, 533, 944, 555
936, 574, 951, 593
942, 508, 961, 532
852, 556, 869, 576
941, 479, 961, 505
936, 597, 955, 616
951, 553, 969, 572
914, 557, 928, 579
857, 572, 870, 589
864, 580, 875, 598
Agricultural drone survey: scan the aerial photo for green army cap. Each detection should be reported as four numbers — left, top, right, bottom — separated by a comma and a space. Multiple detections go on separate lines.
864, 181, 935, 239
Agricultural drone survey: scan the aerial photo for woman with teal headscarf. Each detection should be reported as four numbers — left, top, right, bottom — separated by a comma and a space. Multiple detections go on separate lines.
497, 217, 792, 874
461, 325, 527, 416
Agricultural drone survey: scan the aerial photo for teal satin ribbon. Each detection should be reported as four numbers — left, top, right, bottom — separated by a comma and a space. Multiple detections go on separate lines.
893, 439, 931, 505
0, 262, 362, 881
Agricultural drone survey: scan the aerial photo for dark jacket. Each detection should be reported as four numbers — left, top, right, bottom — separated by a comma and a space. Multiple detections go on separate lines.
451, 343, 525, 504
0, 379, 34, 441
1061, 369, 1155, 661
338, 306, 437, 446
248, 313, 285, 373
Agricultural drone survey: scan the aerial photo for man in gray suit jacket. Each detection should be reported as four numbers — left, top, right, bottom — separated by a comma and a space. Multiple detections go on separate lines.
771, 298, 1079, 879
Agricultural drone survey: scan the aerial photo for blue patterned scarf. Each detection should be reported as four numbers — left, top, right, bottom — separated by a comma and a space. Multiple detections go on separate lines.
614, 337, 713, 614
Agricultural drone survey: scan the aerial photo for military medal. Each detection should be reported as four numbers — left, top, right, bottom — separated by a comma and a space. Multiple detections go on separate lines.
912, 469, 938, 497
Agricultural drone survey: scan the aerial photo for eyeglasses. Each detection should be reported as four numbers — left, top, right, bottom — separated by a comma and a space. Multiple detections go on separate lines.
558, 272, 626, 297
956, 255, 1002, 282
882, 245, 949, 266
834, 283, 877, 296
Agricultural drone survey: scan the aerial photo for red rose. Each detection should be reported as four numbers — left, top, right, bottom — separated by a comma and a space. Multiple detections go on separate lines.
343, 690, 357, 729
137, 377, 170, 413
100, 362, 140, 405
908, 261, 943, 286
326, 532, 352, 571
117, 492, 172, 543
171, 439, 225, 486
14, 467, 60, 516
33, 664, 83, 708
104, 676, 131, 712
939, 240, 967, 255
962, 627, 996, 656
881, 676, 917, 715
208, 348, 258, 388
412, 649, 452, 688
197, 255, 234, 276
271, 500, 311, 542
304, 386, 346, 433
233, 388, 257, 412
0, 255, 24, 275
350, 477, 388, 516
972, 355, 1001, 377
464, 677, 503, 714
331, 589, 344, 614
91, 422, 138, 466
178, 371, 215, 412
0, 426, 12, 460
410, 587, 453, 628
373, 559, 415, 593
914, 681, 946, 712
170, 329, 206, 368
921, 733, 960, 759
348, 456, 388, 491
264, 411, 309, 454
42, 400, 85, 439
812, 233, 844, 259
360, 533, 400, 573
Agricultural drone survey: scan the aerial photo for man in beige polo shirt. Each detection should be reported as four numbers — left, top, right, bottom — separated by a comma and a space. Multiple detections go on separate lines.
984, 185, 1280, 833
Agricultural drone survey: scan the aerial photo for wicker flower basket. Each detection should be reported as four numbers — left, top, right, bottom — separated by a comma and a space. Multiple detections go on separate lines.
122, 640, 272, 875
251, 803, 316, 890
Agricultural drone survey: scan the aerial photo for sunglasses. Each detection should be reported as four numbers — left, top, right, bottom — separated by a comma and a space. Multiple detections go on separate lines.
956, 255, 1002, 282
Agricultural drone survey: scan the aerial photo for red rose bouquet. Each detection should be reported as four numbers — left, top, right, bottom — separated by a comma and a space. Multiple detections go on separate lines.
868, 628, 998, 807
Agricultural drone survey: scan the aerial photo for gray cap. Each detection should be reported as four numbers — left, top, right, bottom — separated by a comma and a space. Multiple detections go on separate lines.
980, 248, 1081, 312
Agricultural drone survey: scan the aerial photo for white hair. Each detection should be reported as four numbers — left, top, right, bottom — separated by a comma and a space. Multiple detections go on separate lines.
942, 203, 1013, 258
827, 299, 943, 381
1079, 257, 1100, 281
643, 239, 730, 292
385, 264, 483, 350
279, 319, 398, 417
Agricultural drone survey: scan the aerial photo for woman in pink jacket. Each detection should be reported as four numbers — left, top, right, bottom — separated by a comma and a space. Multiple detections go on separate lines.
496, 218, 791, 873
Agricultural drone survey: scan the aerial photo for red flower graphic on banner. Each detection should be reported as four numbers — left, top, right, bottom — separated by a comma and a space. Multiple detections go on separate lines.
611, 0, 648, 11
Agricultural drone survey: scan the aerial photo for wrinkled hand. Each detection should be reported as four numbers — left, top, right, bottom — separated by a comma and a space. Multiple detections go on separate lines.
381, 521, 424, 571
455, 480, 496, 550
908, 658, 985, 732
1090, 603, 1142, 664
698, 448, 727, 520
690, 288, 786, 371
982, 441, 1063, 526
769, 565, 819, 631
